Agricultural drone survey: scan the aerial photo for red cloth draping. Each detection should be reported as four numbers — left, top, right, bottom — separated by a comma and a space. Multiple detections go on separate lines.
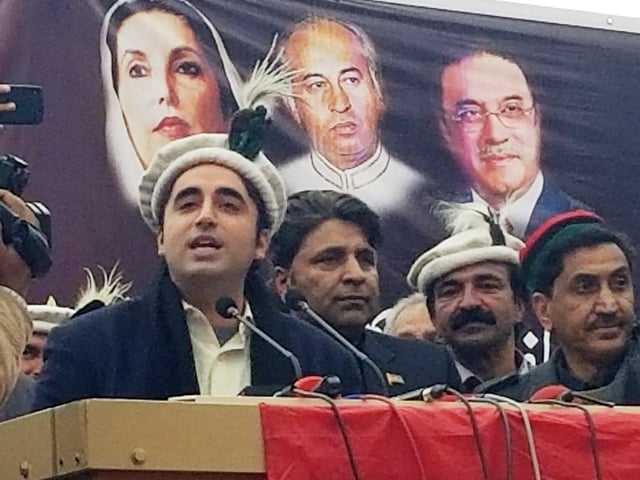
260, 401, 640, 480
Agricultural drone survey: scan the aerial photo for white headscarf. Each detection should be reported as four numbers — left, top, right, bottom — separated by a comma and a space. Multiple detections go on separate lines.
99, 0, 245, 205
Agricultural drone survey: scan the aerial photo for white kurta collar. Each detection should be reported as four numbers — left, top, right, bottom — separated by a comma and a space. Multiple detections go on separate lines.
308, 143, 390, 191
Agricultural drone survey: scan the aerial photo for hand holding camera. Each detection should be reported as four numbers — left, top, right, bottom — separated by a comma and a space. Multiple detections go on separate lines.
0, 154, 51, 274
0, 85, 16, 114
0, 84, 43, 125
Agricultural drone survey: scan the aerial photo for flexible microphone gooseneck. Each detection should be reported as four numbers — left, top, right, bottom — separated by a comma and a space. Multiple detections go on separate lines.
529, 383, 615, 407
215, 296, 302, 381
285, 289, 389, 396
527, 385, 604, 480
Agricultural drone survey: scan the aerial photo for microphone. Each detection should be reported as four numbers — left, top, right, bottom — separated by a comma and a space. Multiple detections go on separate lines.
421, 384, 458, 402
528, 384, 615, 407
529, 384, 569, 401
285, 289, 389, 396
563, 390, 615, 407
215, 296, 303, 381
293, 375, 342, 398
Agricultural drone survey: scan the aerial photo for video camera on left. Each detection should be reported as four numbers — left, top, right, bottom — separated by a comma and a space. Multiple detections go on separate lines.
0, 84, 51, 277
0, 154, 51, 277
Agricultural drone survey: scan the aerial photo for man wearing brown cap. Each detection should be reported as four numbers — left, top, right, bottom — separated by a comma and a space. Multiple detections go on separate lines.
481, 210, 640, 403
34, 106, 363, 410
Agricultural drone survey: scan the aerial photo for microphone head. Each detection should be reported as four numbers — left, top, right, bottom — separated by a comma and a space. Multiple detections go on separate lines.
529, 384, 568, 401
215, 296, 237, 319
284, 289, 306, 311
422, 384, 450, 401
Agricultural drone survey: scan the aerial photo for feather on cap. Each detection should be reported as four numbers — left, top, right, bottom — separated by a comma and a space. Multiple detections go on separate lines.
75, 264, 132, 312
27, 264, 132, 332
407, 202, 524, 293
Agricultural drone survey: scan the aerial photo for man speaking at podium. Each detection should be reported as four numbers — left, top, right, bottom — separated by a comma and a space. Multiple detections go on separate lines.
34, 109, 363, 410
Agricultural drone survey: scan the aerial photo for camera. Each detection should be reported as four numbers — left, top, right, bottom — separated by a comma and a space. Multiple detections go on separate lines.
0, 154, 51, 277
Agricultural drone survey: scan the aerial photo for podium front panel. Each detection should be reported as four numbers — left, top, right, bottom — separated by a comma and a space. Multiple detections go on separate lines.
0, 409, 55, 480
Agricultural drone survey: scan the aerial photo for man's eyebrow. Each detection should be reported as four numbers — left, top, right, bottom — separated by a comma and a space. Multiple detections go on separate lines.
215, 186, 246, 203
171, 186, 200, 205
611, 266, 632, 276
502, 95, 525, 102
454, 98, 481, 109
310, 246, 344, 259
302, 72, 327, 82
571, 266, 631, 279
453, 95, 527, 109
435, 278, 461, 290
474, 273, 502, 282
338, 67, 362, 77
356, 245, 377, 256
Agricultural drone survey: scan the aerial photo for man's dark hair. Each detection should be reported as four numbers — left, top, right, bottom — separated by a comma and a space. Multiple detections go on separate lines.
531, 224, 636, 297
270, 190, 382, 268
432, 42, 541, 120
424, 261, 527, 317
106, 0, 235, 117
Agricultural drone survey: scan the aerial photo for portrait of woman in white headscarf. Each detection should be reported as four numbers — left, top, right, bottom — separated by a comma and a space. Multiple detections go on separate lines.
100, 0, 242, 205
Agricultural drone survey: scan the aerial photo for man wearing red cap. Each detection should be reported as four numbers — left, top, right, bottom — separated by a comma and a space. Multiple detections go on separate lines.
481, 210, 640, 404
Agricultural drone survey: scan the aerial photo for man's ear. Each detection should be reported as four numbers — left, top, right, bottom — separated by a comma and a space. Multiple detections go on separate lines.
273, 266, 291, 298
254, 229, 270, 261
531, 292, 553, 331
533, 102, 541, 126
284, 95, 301, 124
156, 229, 165, 256
439, 117, 452, 146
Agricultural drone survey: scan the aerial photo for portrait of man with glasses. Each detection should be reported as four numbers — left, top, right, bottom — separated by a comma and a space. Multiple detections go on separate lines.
438, 47, 586, 238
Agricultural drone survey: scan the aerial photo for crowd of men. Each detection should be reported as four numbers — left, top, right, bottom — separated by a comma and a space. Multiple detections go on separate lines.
1, 159, 638, 412
1, 14, 639, 419
0, 115, 639, 415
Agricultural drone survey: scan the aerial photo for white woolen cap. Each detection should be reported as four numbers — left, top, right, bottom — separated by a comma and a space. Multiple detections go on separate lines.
138, 133, 287, 236
407, 221, 524, 294
28, 305, 74, 334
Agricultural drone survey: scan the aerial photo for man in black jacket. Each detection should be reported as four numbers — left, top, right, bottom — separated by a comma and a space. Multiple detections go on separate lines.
480, 210, 640, 404
34, 118, 363, 410
406, 204, 532, 392
271, 190, 460, 396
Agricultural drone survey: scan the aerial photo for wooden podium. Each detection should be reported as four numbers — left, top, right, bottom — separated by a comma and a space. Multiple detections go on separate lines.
0, 397, 301, 480
5, 396, 640, 479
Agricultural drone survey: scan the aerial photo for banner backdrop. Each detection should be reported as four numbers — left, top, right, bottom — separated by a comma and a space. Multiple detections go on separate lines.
1, 0, 639, 323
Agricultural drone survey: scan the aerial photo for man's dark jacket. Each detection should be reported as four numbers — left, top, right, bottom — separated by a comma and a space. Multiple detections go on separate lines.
478, 337, 640, 405
360, 330, 461, 396
33, 268, 363, 411
461, 179, 586, 238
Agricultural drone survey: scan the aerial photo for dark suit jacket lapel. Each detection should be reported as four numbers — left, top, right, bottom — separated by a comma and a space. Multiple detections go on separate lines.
362, 332, 396, 391
148, 267, 199, 396
526, 181, 572, 237
249, 284, 296, 387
